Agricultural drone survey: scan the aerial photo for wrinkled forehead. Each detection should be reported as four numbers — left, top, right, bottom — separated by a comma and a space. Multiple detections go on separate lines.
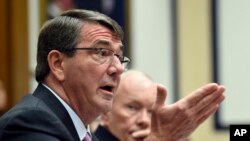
80, 23, 124, 51
115, 79, 156, 101
81, 21, 122, 40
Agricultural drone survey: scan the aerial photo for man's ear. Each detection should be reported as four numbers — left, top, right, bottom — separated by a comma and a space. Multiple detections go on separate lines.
47, 50, 65, 81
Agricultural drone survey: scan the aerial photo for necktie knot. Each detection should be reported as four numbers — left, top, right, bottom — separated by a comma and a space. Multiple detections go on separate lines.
83, 133, 92, 141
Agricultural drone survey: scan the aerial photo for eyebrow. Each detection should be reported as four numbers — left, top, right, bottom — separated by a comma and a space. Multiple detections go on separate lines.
93, 40, 124, 53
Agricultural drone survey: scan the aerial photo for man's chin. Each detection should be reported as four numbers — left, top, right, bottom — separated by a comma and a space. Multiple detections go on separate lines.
100, 102, 113, 113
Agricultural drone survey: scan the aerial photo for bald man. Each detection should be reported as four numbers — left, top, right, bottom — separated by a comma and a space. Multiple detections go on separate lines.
94, 70, 156, 141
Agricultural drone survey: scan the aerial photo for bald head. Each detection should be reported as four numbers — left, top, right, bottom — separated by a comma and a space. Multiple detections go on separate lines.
114, 70, 155, 103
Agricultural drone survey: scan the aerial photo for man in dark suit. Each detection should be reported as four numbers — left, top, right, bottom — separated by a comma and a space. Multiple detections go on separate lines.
0, 9, 225, 141
0, 9, 126, 141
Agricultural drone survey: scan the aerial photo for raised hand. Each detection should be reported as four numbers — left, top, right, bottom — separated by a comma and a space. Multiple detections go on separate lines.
145, 83, 225, 141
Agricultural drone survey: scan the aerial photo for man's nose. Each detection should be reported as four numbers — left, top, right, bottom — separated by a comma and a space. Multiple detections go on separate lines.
137, 110, 151, 128
107, 56, 124, 77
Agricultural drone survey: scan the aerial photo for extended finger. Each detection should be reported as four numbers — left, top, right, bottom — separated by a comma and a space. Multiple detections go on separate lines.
154, 83, 167, 109
195, 88, 225, 122
184, 83, 221, 108
194, 85, 225, 114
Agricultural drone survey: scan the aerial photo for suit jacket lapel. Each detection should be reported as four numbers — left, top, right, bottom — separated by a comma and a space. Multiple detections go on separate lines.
33, 83, 80, 141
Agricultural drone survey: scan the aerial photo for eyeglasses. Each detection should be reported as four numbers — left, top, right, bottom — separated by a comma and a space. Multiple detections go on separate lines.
73, 47, 130, 70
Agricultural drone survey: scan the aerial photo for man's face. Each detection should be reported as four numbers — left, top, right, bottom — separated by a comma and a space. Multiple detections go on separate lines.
103, 74, 157, 141
62, 23, 124, 122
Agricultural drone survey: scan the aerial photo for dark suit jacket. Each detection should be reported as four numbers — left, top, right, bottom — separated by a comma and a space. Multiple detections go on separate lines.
0, 83, 99, 141
94, 125, 118, 141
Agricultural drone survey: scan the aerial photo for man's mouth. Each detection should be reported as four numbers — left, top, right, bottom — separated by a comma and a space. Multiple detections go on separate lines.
99, 84, 115, 100
100, 82, 117, 95
100, 85, 113, 93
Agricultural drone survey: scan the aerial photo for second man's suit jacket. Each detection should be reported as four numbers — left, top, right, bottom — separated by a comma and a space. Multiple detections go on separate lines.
0, 83, 99, 141
94, 125, 119, 141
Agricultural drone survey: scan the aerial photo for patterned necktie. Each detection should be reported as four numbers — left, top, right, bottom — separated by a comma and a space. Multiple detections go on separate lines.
83, 133, 92, 141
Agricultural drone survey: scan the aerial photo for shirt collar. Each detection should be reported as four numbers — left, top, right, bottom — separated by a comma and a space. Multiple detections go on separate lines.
42, 84, 91, 141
